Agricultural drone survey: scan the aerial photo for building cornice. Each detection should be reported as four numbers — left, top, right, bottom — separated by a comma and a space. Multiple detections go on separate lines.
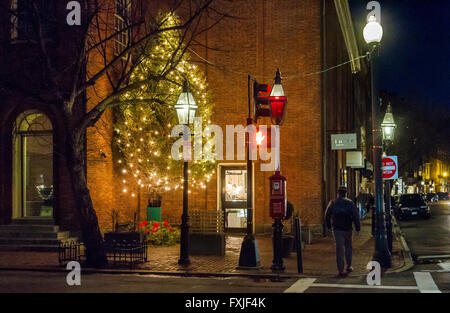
334, 0, 361, 74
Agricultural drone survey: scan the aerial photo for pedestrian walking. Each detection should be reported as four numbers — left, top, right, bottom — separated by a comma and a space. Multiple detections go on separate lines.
325, 186, 361, 277
356, 191, 368, 220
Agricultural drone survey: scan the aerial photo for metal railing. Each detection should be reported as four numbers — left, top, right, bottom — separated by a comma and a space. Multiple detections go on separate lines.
105, 240, 148, 268
58, 240, 84, 265
58, 239, 148, 268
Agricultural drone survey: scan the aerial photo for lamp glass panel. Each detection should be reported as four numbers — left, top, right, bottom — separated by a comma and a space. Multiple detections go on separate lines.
363, 19, 383, 44
175, 106, 189, 125
269, 84, 285, 97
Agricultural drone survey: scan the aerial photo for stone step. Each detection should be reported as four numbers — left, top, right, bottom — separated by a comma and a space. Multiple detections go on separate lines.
0, 237, 77, 246
0, 244, 62, 252
0, 230, 69, 239
11, 218, 55, 226
0, 224, 60, 232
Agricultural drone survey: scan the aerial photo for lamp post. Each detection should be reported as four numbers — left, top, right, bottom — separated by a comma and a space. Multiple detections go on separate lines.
175, 81, 197, 266
381, 103, 396, 253
268, 69, 288, 273
364, 15, 392, 268
238, 75, 261, 268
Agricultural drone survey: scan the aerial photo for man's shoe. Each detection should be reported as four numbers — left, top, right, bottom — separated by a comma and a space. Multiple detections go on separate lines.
346, 266, 353, 273
338, 272, 348, 278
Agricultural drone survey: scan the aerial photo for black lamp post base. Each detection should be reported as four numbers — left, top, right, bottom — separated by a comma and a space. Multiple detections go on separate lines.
271, 219, 285, 273
178, 258, 191, 266
373, 247, 392, 268
238, 234, 261, 268
270, 264, 286, 273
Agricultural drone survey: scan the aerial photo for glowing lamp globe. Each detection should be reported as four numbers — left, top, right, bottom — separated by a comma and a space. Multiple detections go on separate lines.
363, 15, 383, 45
268, 69, 287, 125
175, 82, 197, 125
381, 104, 396, 142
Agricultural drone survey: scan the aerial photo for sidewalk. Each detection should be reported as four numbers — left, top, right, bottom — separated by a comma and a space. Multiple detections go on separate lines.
0, 216, 408, 278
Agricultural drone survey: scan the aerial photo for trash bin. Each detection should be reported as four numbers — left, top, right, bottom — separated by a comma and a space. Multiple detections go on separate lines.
146, 206, 161, 222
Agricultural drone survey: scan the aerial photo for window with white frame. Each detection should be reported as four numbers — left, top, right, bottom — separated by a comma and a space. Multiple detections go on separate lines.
114, 0, 131, 56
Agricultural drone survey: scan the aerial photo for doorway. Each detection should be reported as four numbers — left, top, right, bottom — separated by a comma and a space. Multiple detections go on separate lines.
12, 111, 54, 218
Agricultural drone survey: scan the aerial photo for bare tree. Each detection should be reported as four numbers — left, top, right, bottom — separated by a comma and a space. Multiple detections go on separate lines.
0, 0, 229, 267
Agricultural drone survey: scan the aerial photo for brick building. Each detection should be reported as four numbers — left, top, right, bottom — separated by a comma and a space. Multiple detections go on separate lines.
0, 0, 372, 248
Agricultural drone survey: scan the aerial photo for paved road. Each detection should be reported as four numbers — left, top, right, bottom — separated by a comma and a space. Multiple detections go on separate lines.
0, 263, 448, 293
0, 270, 296, 293
398, 200, 450, 258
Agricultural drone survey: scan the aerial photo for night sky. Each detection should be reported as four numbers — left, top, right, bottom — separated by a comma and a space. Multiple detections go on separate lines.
349, 0, 450, 107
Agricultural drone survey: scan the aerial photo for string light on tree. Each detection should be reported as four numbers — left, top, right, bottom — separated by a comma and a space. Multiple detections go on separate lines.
114, 13, 216, 200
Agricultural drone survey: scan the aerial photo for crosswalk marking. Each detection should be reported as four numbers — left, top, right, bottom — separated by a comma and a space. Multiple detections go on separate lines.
311, 283, 418, 290
284, 279, 419, 292
284, 278, 316, 293
413, 272, 441, 293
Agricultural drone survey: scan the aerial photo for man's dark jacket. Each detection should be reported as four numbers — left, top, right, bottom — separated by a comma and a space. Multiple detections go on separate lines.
325, 197, 361, 232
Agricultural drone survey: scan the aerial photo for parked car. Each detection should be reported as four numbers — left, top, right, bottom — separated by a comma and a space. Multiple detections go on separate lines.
424, 193, 439, 203
436, 192, 449, 201
395, 194, 431, 220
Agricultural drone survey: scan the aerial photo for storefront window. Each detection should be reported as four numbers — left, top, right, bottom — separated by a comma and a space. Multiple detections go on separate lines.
221, 167, 248, 231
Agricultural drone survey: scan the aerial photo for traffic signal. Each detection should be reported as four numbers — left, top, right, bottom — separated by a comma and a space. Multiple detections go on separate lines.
255, 126, 272, 149
253, 81, 271, 122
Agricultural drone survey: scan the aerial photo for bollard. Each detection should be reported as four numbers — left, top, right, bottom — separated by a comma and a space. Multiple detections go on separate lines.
371, 206, 376, 237
294, 217, 303, 274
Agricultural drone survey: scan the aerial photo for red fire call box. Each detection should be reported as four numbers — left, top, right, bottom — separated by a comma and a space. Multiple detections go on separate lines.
269, 171, 287, 219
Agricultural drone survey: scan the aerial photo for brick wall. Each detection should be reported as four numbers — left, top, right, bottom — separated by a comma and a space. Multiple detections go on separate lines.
88, 0, 324, 233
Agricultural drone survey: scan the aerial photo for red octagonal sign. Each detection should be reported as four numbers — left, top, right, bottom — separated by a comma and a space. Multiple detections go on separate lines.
382, 156, 398, 180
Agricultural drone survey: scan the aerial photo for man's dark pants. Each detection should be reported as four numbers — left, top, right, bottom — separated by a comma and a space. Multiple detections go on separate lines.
333, 230, 353, 273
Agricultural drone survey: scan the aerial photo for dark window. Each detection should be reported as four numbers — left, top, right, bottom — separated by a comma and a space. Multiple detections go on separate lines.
11, 0, 55, 42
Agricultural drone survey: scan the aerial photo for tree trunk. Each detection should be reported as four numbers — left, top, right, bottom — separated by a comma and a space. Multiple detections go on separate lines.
66, 131, 108, 268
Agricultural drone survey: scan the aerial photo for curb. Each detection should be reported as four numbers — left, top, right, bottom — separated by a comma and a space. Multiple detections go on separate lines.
389, 216, 415, 273
0, 266, 311, 280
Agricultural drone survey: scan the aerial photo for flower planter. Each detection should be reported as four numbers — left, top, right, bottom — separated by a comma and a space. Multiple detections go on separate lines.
189, 233, 225, 256
146, 207, 161, 222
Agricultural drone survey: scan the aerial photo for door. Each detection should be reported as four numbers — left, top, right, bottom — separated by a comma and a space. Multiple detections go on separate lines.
13, 111, 54, 218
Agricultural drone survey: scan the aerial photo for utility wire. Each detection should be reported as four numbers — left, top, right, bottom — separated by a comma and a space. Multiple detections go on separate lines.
188, 46, 374, 81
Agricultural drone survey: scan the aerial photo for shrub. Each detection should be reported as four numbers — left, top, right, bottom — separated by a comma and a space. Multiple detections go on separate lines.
140, 221, 180, 246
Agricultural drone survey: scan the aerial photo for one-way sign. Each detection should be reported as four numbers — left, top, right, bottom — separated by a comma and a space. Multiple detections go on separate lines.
382, 156, 398, 180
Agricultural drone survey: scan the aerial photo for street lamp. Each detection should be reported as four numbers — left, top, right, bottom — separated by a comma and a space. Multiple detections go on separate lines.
381, 103, 396, 254
176, 81, 197, 266
175, 81, 198, 125
381, 104, 396, 142
363, 15, 383, 45
364, 15, 392, 268
269, 69, 287, 126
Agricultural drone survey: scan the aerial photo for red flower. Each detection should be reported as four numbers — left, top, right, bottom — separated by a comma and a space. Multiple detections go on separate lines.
138, 221, 149, 228
164, 220, 174, 232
